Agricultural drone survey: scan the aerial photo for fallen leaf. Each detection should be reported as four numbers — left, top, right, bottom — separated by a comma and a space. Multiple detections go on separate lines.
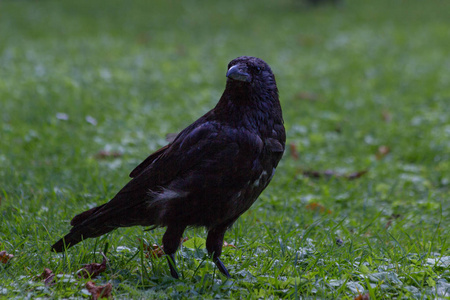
381, 110, 392, 122
302, 169, 368, 180
297, 33, 321, 46
347, 170, 368, 180
139, 237, 188, 259
86, 281, 113, 300
305, 202, 332, 214
354, 293, 370, 300
138, 239, 165, 258
376, 145, 390, 160
148, 244, 165, 258
0, 250, 13, 264
295, 92, 320, 101
95, 150, 122, 160
289, 143, 300, 160
223, 241, 236, 248
136, 32, 151, 44
302, 170, 336, 178
385, 214, 401, 229
35, 268, 56, 286
176, 44, 187, 56
78, 254, 107, 278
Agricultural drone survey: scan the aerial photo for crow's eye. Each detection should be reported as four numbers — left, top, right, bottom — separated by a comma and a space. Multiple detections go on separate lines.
255, 66, 262, 74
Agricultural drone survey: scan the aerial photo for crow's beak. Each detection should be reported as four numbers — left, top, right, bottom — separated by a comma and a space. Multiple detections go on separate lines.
226, 65, 250, 82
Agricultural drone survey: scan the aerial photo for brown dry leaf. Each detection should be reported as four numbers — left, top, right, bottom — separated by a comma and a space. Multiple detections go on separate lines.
289, 143, 300, 160
0, 250, 13, 264
148, 244, 165, 258
295, 92, 320, 101
381, 110, 392, 122
94, 150, 122, 160
35, 268, 56, 286
302, 169, 336, 179
79, 254, 107, 278
385, 214, 402, 229
305, 202, 332, 214
86, 281, 113, 300
137, 33, 151, 45
139, 237, 190, 259
376, 145, 390, 160
302, 169, 368, 181
138, 239, 165, 259
223, 241, 236, 248
354, 293, 370, 300
347, 170, 368, 180
176, 44, 187, 56
297, 34, 321, 47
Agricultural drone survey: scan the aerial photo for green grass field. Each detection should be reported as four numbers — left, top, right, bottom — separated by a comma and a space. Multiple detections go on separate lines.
1, 0, 450, 298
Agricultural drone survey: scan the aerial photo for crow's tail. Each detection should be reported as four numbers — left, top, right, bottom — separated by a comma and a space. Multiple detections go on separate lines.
51, 224, 115, 252
51, 204, 116, 252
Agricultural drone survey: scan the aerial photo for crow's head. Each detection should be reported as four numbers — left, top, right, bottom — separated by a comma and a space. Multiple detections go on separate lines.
225, 56, 277, 95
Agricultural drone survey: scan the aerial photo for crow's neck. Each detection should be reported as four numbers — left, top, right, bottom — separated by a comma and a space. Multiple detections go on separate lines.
214, 86, 283, 132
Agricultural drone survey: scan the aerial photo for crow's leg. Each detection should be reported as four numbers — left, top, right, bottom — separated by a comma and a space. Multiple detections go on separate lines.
162, 225, 186, 279
206, 226, 231, 278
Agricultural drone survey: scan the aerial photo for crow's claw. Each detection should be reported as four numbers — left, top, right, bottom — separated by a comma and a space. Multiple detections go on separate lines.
167, 254, 179, 279
214, 257, 231, 278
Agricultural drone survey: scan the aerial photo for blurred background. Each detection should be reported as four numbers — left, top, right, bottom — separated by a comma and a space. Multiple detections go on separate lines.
2, 0, 449, 196
1, 0, 450, 298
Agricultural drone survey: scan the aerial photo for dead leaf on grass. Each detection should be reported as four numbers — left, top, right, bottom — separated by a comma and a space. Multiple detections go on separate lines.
385, 214, 402, 229
138, 239, 165, 259
35, 268, 56, 286
148, 244, 165, 258
295, 92, 320, 101
289, 143, 300, 160
381, 110, 392, 122
86, 281, 113, 300
347, 170, 368, 180
0, 250, 13, 264
137, 33, 151, 45
354, 293, 370, 300
376, 145, 390, 160
78, 254, 108, 278
302, 169, 368, 180
223, 241, 236, 248
139, 238, 189, 258
305, 202, 332, 214
94, 150, 123, 160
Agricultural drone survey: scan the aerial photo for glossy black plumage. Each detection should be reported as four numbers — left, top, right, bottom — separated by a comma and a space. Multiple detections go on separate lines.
51, 56, 286, 278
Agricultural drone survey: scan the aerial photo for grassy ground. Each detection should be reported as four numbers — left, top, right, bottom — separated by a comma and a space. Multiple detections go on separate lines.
1, 0, 450, 298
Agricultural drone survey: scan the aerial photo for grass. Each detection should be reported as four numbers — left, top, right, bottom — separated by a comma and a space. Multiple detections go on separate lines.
1, 0, 450, 298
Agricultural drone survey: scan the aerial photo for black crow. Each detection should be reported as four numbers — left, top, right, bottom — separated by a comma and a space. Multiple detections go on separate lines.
51, 56, 286, 278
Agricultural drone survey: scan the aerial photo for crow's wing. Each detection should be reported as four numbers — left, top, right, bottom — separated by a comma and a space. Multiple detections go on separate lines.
102, 120, 265, 211
129, 144, 169, 178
